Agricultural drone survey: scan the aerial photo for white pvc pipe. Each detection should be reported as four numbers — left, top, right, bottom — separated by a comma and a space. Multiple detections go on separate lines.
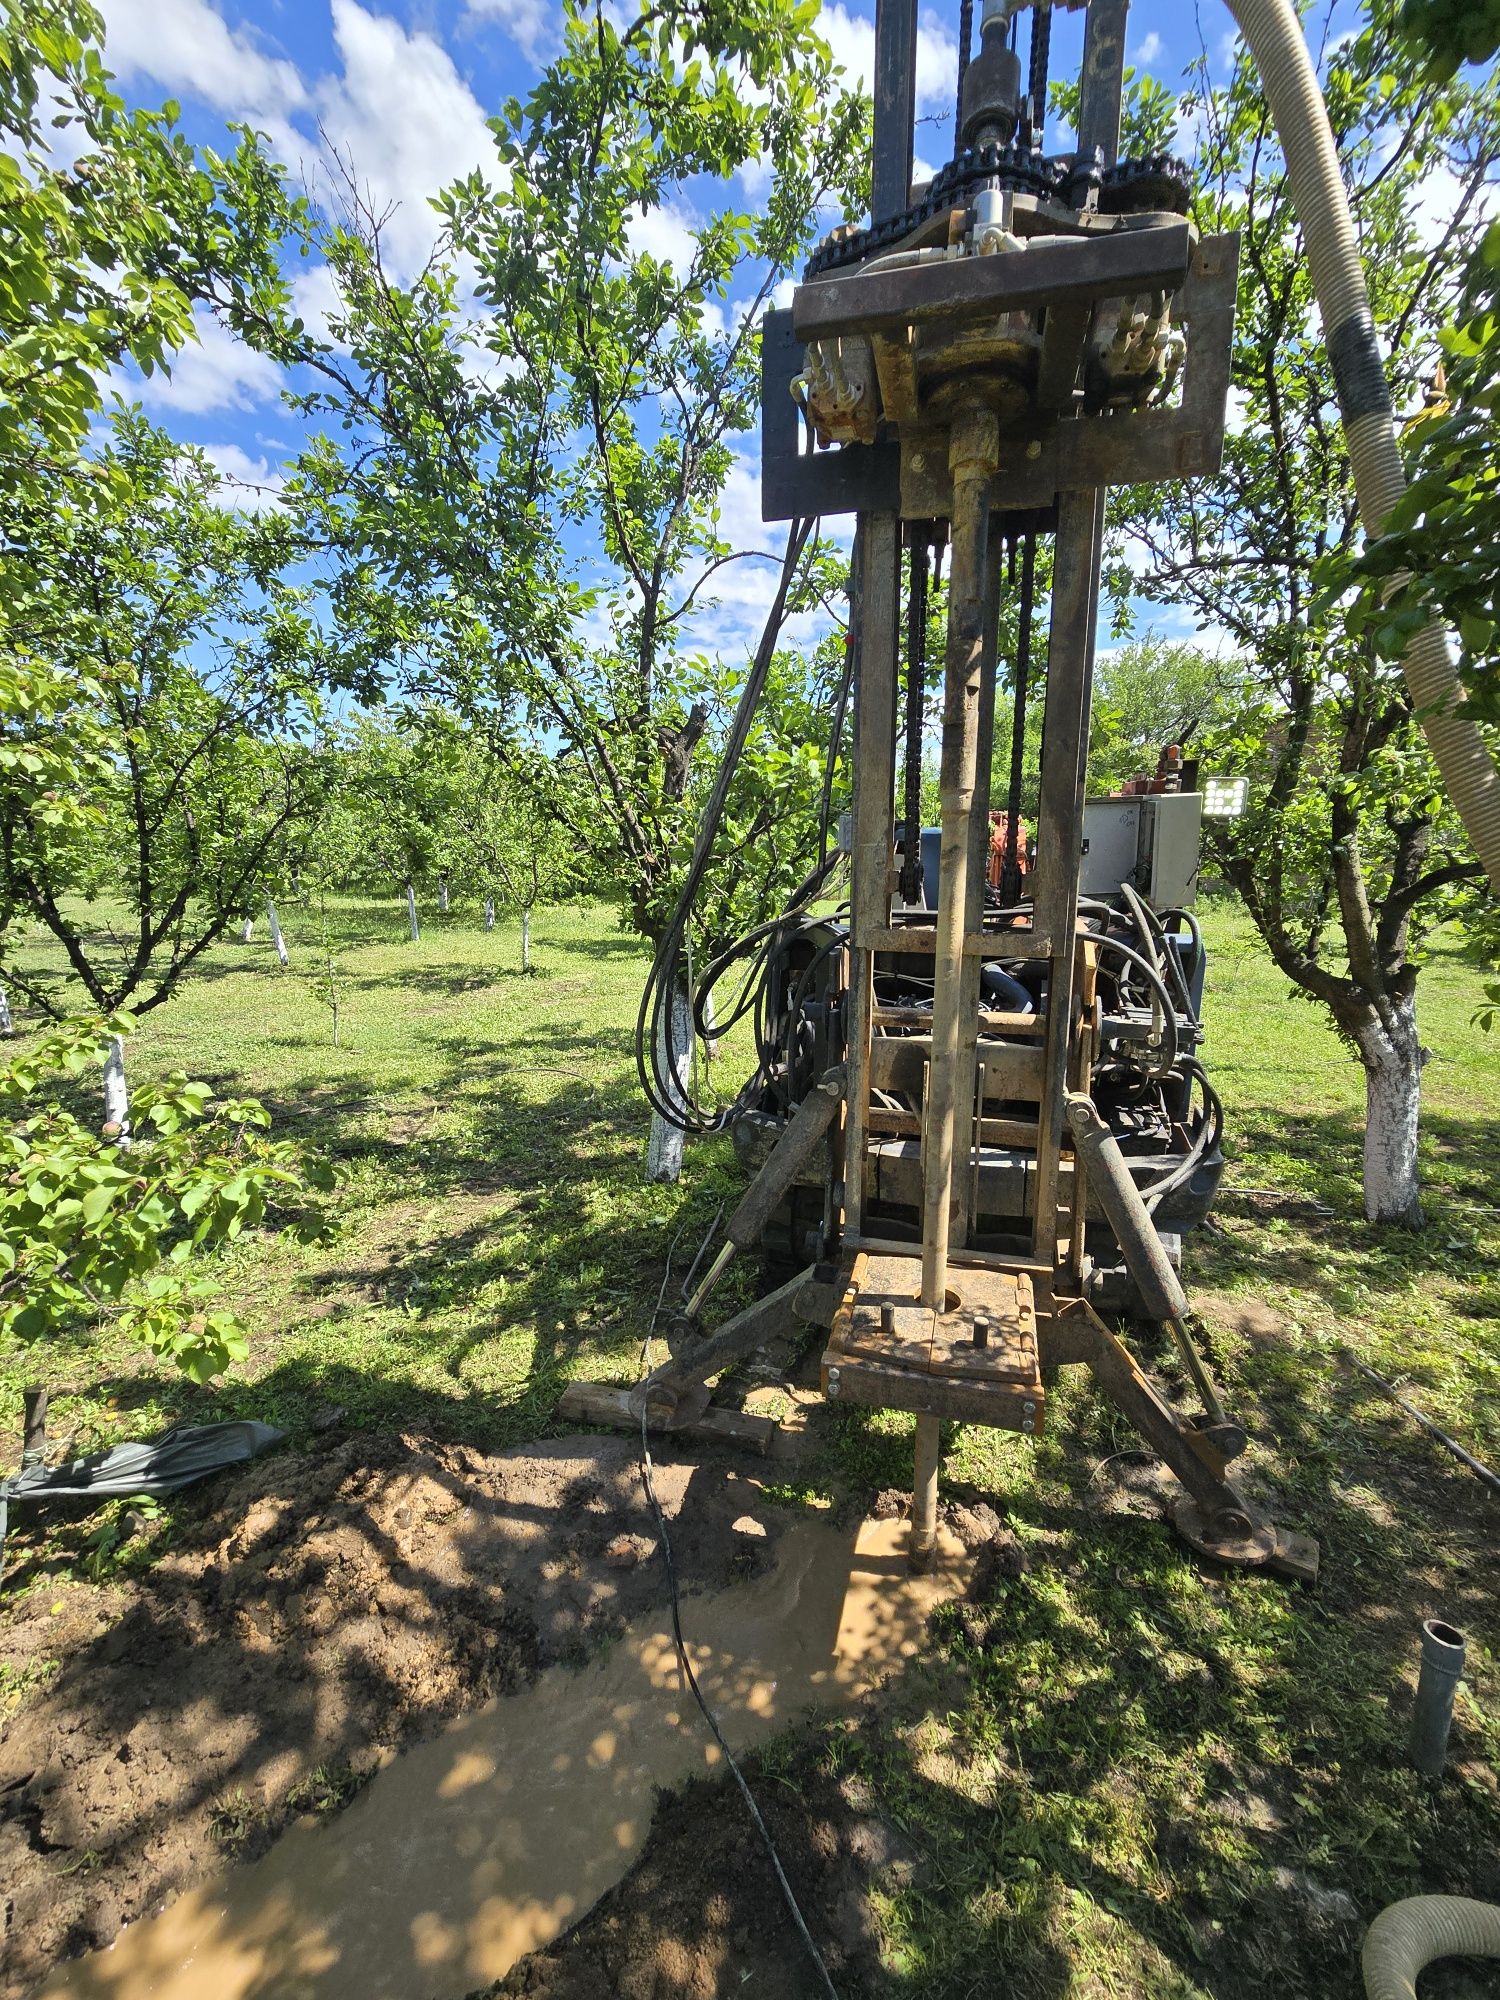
1224, 0, 1500, 890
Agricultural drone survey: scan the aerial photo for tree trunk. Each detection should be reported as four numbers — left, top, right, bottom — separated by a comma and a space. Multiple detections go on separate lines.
405, 883, 420, 942
265, 897, 289, 967
646, 981, 692, 1184
103, 1034, 130, 1148
239, 918, 254, 944
521, 907, 531, 973
484, 897, 495, 932
438, 877, 450, 914
0, 977, 13, 1037
1353, 993, 1425, 1227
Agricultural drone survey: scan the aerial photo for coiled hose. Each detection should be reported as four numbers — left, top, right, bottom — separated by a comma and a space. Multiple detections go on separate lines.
1223, 0, 1500, 891
1362, 1896, 1500, 1999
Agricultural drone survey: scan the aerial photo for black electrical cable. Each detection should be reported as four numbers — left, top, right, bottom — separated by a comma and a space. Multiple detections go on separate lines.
636, 517, 815, 1133
899, 535, 930, 906
1001, 529, 1037, 906
1029, 1, 1052, 144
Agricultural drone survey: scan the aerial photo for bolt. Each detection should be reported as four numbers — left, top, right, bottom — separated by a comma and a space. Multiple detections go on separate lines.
880, 1302, 896, 1335
973, 1314, 989, 1350
1025, 439, 1042, 459
827, 1367, 841, 1400
910, 451, 926, 473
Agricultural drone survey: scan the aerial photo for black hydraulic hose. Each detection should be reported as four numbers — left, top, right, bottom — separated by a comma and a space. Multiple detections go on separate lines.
1092, 931, 1183, 1081
1158, 905, 1204, 994
1001, 530, 1036, 907
899, 536, 930, 906
636, 518, 815, 1133
1140, 1059, 1224, 1211
1119, 880, 1197, 1026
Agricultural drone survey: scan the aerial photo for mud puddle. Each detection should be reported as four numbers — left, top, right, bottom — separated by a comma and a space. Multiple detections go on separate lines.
41, 1512, 969, 2000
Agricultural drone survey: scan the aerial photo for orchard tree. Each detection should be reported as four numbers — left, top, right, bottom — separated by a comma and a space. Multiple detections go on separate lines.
1114, 21, 1498, 1223
0, 0, 300, 487
275, 0, 863, 954
1087, 635, 1243, 795
437, 734, 579, 973
0, 414, 344, 1017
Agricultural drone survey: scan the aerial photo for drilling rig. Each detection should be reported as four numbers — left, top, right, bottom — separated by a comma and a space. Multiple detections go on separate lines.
570, 0, 1319, 1583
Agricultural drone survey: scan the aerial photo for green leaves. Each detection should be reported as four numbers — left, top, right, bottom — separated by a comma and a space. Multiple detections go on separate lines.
0, 1017, 339, 1379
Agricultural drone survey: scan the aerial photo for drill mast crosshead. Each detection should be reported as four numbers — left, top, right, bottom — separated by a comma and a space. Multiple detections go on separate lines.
587, 0, 1317, 1583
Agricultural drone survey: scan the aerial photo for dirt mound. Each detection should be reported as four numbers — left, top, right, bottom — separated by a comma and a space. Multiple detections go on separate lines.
0, 1429, 781, 1999
483, 1733, 913, 2000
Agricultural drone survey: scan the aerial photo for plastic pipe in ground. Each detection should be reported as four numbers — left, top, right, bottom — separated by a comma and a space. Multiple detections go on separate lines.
1222, 0, 1500, 891
1363, 1896, 1500, 2000
1410, 1617, 1465, 1779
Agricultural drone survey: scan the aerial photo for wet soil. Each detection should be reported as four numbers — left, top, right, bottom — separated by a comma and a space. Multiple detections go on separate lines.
481, 1737, 913, 2000
0, 1430, 784, 2000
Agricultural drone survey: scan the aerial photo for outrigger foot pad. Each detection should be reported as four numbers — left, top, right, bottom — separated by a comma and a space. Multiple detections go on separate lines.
1169, 1495, 1320, 1584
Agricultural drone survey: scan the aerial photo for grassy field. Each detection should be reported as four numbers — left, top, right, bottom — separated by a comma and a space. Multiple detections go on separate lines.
3, 893, 1498, 1996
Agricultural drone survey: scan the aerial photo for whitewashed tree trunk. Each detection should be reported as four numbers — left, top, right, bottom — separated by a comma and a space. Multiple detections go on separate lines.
239, 918, 254, 944
265, 897, 289, 966
483, 897, 496, 932
1354, 994, 1425, 1227
700, 986, 719, 1059
438, 877, 450, 913
521, 907, 531, 973
646, 982, 692, 1183
0, 978, 13, 1037
103, 1035, 130, 1147
405, 883, 420, 942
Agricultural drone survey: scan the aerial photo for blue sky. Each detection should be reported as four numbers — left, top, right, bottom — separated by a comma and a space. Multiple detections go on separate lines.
82, 0, 1337, 661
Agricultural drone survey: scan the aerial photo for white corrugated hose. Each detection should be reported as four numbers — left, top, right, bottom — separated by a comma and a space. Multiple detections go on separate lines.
1224, 0, 1500, 891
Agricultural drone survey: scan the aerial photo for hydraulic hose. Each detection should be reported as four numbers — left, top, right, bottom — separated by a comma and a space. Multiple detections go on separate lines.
1223, 0, 1500, 892
1362, 1897, 1500, 2000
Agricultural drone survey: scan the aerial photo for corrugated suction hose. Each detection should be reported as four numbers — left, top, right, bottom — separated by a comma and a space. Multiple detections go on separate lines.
1223, 0, 1500, 891
1362, 1896, 1500, 1999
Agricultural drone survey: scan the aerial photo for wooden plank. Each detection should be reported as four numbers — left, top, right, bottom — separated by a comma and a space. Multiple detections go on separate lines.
791, 223, 1192, 343
558, 1382, 779, 1455
870, 1034, 1045, 1099
875, 1004, 1043, 1036
822, 1352, 1043, 1429
860, 925, 1054, 960
867, 1105, 1041, 1148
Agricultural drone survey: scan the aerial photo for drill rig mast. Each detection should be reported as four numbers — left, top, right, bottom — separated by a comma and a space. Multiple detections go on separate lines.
581, 0, 1316, 1583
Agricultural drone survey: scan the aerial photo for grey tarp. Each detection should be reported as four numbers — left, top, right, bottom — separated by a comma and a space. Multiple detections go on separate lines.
0, 1420, 285, 1562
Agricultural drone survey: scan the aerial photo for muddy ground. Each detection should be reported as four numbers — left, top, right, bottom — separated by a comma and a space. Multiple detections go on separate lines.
0, 1430, 785, 2000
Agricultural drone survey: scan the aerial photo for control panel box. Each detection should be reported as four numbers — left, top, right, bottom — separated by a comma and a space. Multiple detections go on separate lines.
1082, 792, 1203, 908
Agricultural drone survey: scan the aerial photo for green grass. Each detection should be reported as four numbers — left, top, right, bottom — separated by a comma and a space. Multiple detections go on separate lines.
3, 892, 1498, 1996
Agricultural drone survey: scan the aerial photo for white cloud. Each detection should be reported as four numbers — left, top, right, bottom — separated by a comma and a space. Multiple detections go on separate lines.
200, 442, 287, 512
289, 262, 347, 349
132, 303, 284, 415
626, 201, 702, 273
465, 0, 555, 66
97, 0, 307, 159
1132, 30, 1164, 65
817, 3, 958, 110
315, 0, 499, 279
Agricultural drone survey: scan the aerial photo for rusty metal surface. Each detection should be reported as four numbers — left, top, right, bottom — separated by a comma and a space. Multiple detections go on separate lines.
822, 1251, 1043, 1429
790, 222, 1193, 344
